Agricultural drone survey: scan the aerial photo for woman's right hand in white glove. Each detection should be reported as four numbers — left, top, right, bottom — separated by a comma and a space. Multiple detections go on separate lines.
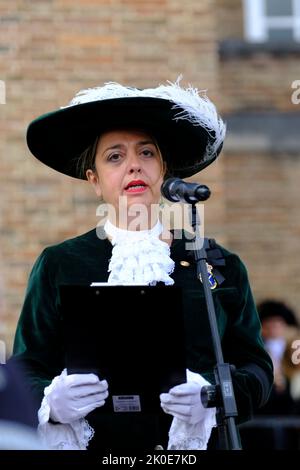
46, 371, 109, 424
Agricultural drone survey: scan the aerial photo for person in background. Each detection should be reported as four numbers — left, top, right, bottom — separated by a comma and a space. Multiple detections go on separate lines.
259, 299, 298, 407
11, 79, 273, 450
0, 361, 43, 449
241, 299, 299, 449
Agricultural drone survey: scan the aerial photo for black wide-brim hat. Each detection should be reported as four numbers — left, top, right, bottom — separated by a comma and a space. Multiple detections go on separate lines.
26, 80, 226, 179
257, 300, 299, 327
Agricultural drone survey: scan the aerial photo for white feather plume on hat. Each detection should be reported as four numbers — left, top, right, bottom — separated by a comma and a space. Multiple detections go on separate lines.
63, 77, 226, 167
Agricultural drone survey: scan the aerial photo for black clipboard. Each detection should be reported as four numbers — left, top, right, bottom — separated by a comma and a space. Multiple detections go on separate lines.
60, 285, 187, 415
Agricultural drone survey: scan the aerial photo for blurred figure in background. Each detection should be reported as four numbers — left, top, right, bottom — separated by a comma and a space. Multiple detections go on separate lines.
241, 299, 300, 449
1, 264, 43, 450
259, 300, 299, 407
0, 360, 43, 449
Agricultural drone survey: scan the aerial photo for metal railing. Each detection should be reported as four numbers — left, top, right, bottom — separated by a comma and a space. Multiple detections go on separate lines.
239, 415, 300, 450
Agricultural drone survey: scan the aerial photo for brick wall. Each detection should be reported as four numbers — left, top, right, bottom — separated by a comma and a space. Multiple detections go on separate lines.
0, 0, 223, 354
216, 0, 244, 40
219, 54, 300, 113
216, 0, 300, 113
223, 148, 300, 312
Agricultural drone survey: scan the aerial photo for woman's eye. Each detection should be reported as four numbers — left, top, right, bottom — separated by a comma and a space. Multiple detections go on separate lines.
108, 153, 121, 162
141, 149, 154, 157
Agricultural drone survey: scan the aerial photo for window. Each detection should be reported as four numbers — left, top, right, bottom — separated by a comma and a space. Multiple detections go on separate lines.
243, 0, 300, 42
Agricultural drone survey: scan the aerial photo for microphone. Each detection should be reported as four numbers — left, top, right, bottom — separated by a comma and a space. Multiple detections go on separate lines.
161, 177, 211, 203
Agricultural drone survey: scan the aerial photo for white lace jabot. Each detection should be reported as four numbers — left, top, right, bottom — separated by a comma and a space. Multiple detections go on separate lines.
104, 219, 175, 285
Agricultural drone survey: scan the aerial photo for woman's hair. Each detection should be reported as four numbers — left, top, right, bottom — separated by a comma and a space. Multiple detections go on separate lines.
76, 129, 168, 180
76, 136, 100, 179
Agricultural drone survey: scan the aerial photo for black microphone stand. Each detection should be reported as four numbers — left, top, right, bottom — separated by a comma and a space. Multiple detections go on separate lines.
189, 202, 241, 450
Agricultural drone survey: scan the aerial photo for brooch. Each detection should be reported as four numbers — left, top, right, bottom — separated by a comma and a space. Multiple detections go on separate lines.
199, 263, 218, 289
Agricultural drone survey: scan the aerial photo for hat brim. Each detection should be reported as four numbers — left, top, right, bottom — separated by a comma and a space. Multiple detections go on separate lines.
27, 97, 220, 179
258, 301, 298, 327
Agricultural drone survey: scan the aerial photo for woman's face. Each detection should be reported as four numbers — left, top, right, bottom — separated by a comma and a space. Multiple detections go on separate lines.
86, 129, 165, 223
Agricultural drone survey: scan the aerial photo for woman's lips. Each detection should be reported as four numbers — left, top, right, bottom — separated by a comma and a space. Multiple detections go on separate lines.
125, 185, 148, 193
124, 180, 148, 193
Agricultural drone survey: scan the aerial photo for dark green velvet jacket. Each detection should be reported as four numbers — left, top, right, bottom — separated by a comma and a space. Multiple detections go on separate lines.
12, 228, 273, 427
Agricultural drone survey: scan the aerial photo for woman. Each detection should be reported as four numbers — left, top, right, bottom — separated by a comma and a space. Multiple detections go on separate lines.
12, 79, 273, 450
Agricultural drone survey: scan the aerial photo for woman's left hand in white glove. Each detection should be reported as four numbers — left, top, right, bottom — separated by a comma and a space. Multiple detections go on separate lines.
160, 382, 206, 425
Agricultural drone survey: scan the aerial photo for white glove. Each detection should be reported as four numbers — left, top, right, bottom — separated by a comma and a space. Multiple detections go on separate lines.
46, 370, 109, 424
160, 382, 206, 425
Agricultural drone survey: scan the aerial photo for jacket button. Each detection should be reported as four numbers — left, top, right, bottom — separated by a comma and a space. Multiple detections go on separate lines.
180, 260, 190, 267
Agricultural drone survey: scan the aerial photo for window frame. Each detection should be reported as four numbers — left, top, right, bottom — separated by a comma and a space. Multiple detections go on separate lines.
243, 0, 300, 43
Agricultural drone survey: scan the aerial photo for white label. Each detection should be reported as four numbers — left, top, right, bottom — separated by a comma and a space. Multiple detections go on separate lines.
112, 395, 141, 412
